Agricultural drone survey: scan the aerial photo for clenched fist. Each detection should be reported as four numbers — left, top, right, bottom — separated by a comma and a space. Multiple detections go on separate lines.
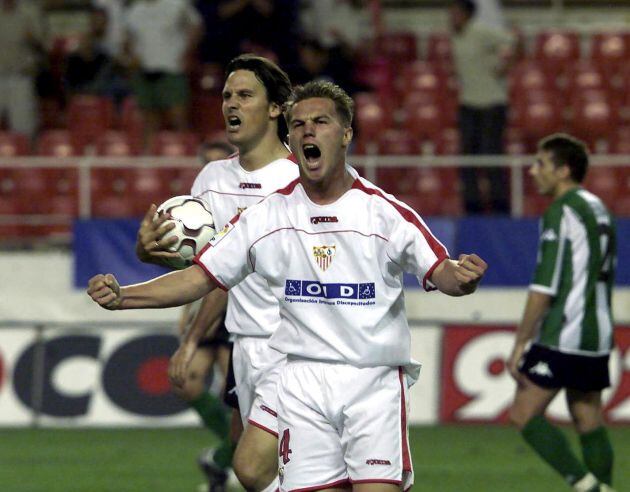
87, 273, 122, 310
454, 253, 488, 294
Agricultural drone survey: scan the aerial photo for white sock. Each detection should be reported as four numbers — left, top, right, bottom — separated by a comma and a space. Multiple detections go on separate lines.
259, 476, 279, 492
573, 472, 598, 491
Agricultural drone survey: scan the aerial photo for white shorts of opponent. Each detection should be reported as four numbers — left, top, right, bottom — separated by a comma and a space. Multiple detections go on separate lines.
232, 335, 286, 436
277, 359, 414, 491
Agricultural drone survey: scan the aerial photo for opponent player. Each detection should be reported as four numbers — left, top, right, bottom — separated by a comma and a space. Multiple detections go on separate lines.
136, 54, 298, 492
507, 134, 617, 492
88, 80, 487, 491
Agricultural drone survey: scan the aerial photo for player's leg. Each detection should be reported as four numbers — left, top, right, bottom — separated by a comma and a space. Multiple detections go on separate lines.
510, 345, 592, 489
232, 425, 278, 491
233, 337, 287, 491
567, 389, 613, 486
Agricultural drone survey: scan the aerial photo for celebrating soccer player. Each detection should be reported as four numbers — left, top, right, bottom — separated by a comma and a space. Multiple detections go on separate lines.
88, 80, 487, 491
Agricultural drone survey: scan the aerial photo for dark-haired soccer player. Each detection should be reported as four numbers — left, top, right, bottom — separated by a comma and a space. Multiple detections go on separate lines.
508, 134, 617, 492
136, 54, 298, 492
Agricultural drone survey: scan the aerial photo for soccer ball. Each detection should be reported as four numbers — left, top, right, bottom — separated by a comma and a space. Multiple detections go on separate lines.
155, 195, 216, 269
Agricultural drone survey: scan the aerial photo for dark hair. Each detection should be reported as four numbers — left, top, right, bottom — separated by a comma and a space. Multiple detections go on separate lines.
538, 133, 589, 183
453, 0, 477, 16
198, 140, 235, 164
225, 54, 292, 140
285, 80, 355, 127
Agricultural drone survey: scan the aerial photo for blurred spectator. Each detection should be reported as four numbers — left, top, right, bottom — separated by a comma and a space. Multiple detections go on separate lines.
195, 0, 299, 69
289, 38, 358, 94
123, 0, 203, 151
198, 139, 235, 164
299, 0, 372, 93
475, 0, 506, 29
92, 0, 129, 58
64, 7, 129, 102
0, 0, 45, 139
450, 0, 515, 214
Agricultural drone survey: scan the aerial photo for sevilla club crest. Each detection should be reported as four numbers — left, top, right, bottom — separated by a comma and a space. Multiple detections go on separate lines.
313, 245, 336, 271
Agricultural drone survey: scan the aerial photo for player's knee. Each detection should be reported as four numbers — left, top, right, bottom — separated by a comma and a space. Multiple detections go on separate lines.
232, 447, 275, 490
508, 403, 530, 430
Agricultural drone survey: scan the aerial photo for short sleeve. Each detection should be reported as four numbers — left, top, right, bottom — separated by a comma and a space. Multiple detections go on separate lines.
531, 204, 565, 295
385, 203, 449, 291
194, 213, 254, 291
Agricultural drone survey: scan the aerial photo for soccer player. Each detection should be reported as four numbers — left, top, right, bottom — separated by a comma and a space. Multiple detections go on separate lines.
89, 80, 487, 491
135, 54, 298, 491
507, 134, 617, 492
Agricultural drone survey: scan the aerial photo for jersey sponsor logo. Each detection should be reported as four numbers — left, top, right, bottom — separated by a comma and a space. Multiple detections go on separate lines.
529, 361, 553, 378
310, 215, 339, 225
260, 404, 277, 417
313, 245, 336, 271
209, 222, 234, 246
285, 279, 376, 302
540, 228, 558, 242
239, 182, 262, 189
366, 459, 392, 466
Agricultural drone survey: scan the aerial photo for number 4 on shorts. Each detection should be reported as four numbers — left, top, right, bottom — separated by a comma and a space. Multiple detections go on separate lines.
279, 429, 292, 464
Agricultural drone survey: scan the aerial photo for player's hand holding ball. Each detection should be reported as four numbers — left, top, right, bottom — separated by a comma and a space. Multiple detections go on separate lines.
87, 273, 122, 310
136, 203, 181, 263
455, 253, 488, 294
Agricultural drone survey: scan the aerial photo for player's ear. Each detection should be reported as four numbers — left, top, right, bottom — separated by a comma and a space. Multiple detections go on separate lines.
269, 102, 282, 120
342, 126, 353, 148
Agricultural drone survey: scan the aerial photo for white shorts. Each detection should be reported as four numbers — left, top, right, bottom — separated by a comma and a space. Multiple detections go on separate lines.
277, 360, 414, 491
233, 335, 285, 436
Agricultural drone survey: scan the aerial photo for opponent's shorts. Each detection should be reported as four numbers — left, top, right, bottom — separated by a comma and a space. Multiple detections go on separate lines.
519, 343, 611, 391
277, 360, 413, 492
232, 335, 285, 436
223, 344, 239, 410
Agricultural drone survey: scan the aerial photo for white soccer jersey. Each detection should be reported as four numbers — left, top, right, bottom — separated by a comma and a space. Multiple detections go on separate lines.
191, 154, 299, 336
195, 175, 449, 373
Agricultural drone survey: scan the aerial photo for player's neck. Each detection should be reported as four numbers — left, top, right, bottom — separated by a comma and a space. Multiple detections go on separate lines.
302, 167, 354, 205
238, 136, 288, 172
553, 181, 579, 200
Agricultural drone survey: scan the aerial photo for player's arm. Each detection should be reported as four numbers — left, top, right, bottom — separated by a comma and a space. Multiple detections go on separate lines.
87, 264, 215, 310
507, 290, 551, 381
430, 254, 488, 296
135, 204, 181, 266
169, 289, 228, 387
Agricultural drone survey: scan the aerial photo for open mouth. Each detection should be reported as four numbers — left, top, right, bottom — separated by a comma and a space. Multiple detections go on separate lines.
303, 144, 321, 166
227, 115, 241, 130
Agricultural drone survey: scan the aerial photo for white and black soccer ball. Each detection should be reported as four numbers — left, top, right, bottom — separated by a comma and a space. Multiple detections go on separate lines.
155, 195, 216, 269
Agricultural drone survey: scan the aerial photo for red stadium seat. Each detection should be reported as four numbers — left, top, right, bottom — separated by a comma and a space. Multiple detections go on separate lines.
564, 61, 609, 95
510, 91, 564, 140
375, 32, 418, 66
190, 94, 224, 136
119, 97, 145, 151
568, 91, 616, 144
504, 127, 532, 155
401, 92, 447, 139
149, 131, 199, 156
611, 168, 630, 216
353, 58, 395, 100
533, 30, 581, 73
0, 132, 30, 156
374, 129, 420, 194
130, 168, 178, 213
67, 95, 115, 150
396, 61, 451, 101
583, 167, 620, 209
590, 32, 630, 77
433, 128, 460, 155
91, 168, 137, 218
508, 60, 556, 97
354, 92, 395, 143
426, 32, 453, 64
171, 167, 201, 195
9, 168, 78, 215
37, 130, 79, 157
609, 126, 630, 154
95, 131, 140, 156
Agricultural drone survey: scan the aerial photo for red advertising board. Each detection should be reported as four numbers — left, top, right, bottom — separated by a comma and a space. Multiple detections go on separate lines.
441, 325, 630, 423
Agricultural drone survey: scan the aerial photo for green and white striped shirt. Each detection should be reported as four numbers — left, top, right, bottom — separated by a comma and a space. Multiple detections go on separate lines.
531, 188, 616, 355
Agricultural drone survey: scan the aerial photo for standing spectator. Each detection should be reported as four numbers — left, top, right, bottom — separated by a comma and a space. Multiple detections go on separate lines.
92, 0, 129, 58
124, 0, 203, 150
450, 0, 515, 214
0, 0, 45, 139
508, 134, 617, 492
